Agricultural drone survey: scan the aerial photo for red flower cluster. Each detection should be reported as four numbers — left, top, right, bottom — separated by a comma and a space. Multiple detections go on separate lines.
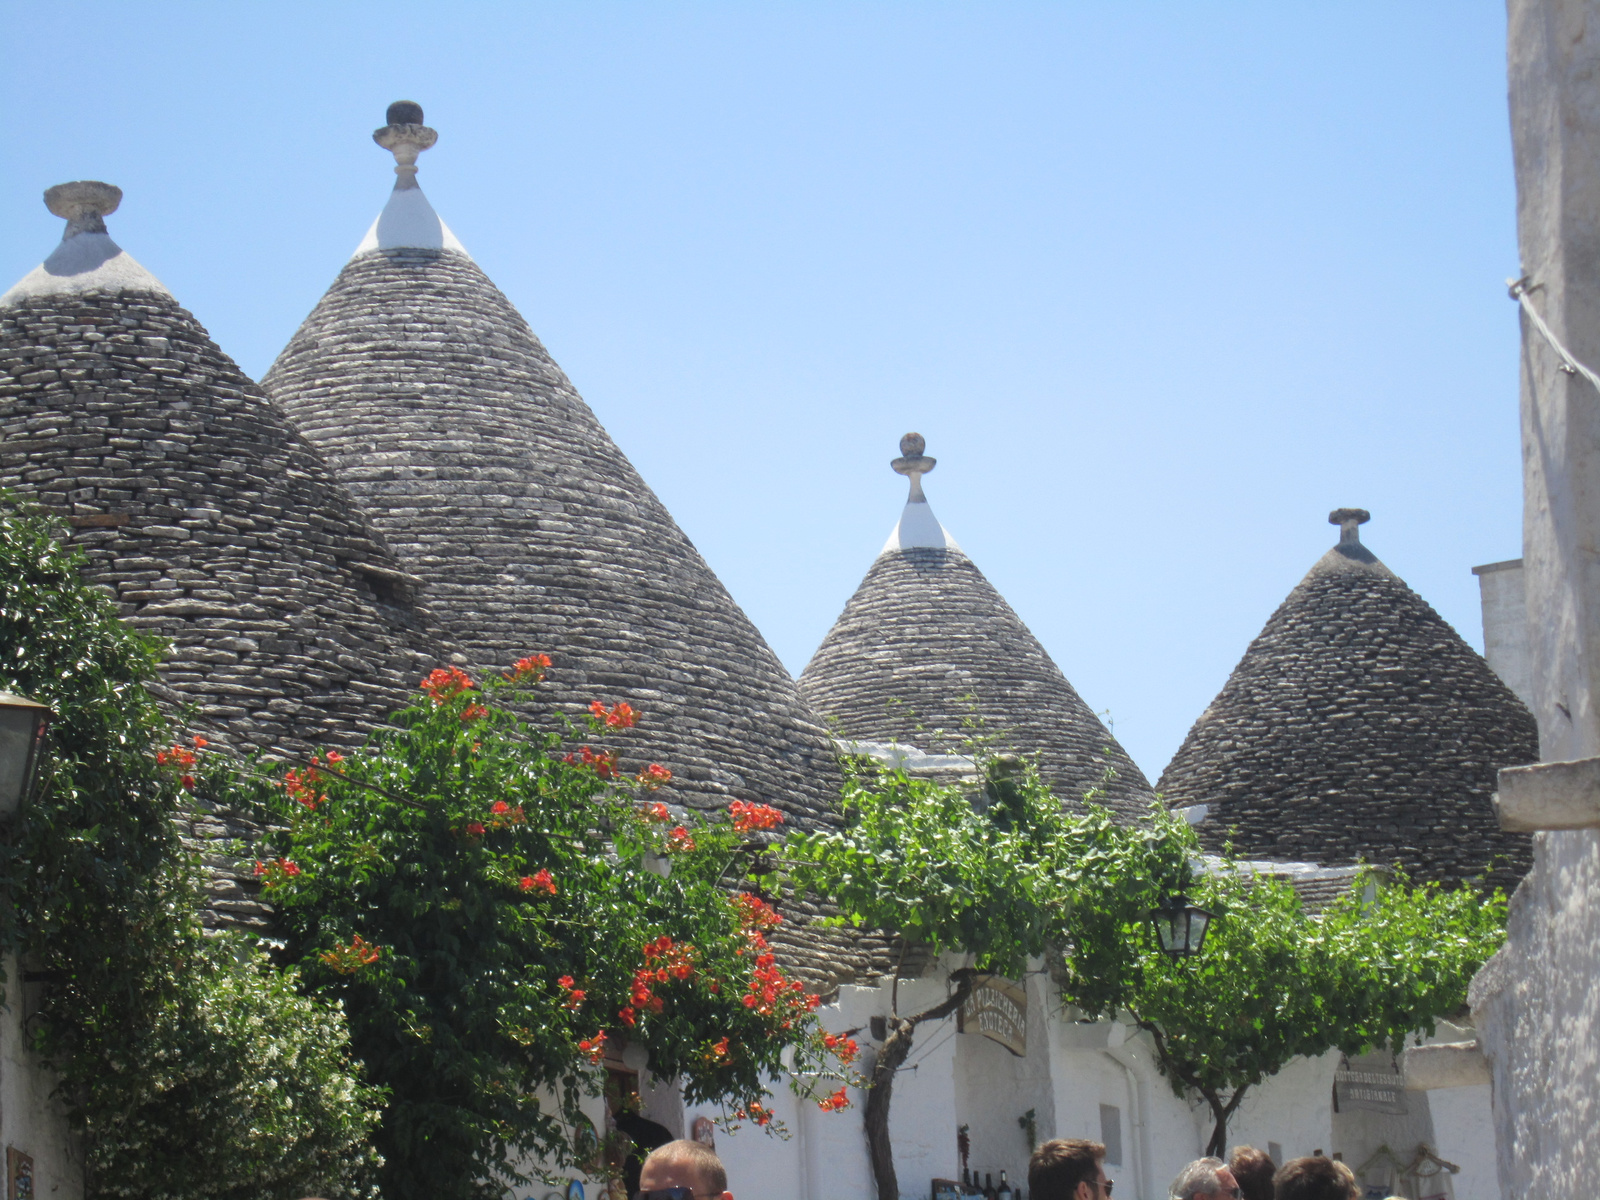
461, 702, 489, 722
253, 857, 302, 888
637, 763, 673, 789
730, 896, 819, 1019
578, 1030, 607, 1064
284, 752, 339, 811
817, 1086, 850, 1113
731, 1101, 774, 1127
637, 801, 671, 824
708, 1036, 731, 1061
465, 821, 487, 838
589, 700, 638, 728
320, 933, 381, 974
557, 974, 587, 1010
565, 746, 620, 780
486, 799, 527, 830
520, 869, 557, 895
729, 799, 785, 834
420, 666, 475, 703
155, 737, 205, 791
620, 935, 698, 1027
504, 653, 552, 682
730, 893, 782, 933
666, 826, 696, 853
823, 1033, 860, 1065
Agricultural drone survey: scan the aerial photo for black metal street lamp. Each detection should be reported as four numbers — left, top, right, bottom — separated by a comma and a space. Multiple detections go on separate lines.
0, 692, 52, 818
1148, 894, 1215, 958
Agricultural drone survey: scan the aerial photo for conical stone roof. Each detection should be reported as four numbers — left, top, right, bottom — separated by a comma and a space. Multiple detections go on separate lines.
261, 105, 841, 825
799, 435, 1155, 819
0, 181, 450, 756
1157, 509, 1537, 890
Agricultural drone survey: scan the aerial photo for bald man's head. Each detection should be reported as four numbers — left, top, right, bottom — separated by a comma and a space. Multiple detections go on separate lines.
639, 1139, 729, 1200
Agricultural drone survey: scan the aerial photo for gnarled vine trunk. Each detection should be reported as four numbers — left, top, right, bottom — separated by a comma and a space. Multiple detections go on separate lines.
863, 968, 976, 1200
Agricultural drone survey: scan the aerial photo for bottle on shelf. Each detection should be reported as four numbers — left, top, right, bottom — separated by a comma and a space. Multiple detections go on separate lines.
985, 1173, 996, 1200
997, 1170, 1013, 1200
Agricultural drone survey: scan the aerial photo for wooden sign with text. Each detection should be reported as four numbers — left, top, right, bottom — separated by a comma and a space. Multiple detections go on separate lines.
958, 975, 1027, 1057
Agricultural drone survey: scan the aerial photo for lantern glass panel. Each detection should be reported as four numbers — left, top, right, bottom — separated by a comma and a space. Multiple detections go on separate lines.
0, 696, 49, 817
1184, 908, 1211, 953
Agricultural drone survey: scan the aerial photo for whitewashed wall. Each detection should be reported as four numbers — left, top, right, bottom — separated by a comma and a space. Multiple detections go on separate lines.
1468, 4, 1600, 1200
0, 956, 80, 1199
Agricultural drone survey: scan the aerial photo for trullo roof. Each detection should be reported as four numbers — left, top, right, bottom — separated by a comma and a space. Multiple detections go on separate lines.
1157, 509, 1537, 889
798, 435, 1155, 819
261, 105, 842, 823
0, 181, 450, 755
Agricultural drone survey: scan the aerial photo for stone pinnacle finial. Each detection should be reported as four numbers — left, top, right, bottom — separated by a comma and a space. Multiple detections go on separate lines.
891, 432, 937, 502
373, 100, 438, 191
44, 181, 122, 237
1329, 507, 1371, 545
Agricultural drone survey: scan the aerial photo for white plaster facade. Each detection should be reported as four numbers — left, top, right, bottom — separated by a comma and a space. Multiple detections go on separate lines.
520, 955, 1495, 1200
1465, 4, 1600, 1199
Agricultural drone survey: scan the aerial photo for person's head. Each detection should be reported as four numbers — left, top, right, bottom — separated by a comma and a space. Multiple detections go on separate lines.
1171, 1157, 1240, 1200
639, 1140, 731, 1200
1272, 1157, 1357, 1200
1029, 1139, 1108, 1200
1228, 1147, 1276, 1200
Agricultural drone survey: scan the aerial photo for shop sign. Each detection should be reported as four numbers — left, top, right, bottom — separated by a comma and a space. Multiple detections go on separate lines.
1335, 1054, 1408, 1114
958, 975, 1027, 1057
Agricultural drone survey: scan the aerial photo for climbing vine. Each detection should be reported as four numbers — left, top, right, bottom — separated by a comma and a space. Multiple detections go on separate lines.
0, 496, 381, 1200
246, 658, 859, 1200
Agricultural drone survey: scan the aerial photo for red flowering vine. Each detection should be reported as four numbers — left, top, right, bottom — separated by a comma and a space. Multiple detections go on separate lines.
504, 653, 552, 682
589, 700, 637, 729
154, 736, 205, 791
637, 763, 672, 789
729, 799, 785, 834
253, 857, 302, 888
666, 826, 696, 853
817, 1086, 851, 1112
578, 1031, 607, 1064
731, 1100, 774, 1127
824, 1032, 860, 1065
420, 666, 475, 703
557, 975, 586, 1009
637, 801, 671, 824
320, 933, 382, 974
520, 869, 557, 895
565, 746, 619, 781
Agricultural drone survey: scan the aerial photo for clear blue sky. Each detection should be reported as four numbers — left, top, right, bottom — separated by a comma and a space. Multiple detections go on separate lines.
1, 2, 1521, 781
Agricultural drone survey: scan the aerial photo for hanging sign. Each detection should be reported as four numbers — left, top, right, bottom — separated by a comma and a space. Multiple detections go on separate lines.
1335, 1053, 1408, 1115
958, 975, 1027, 1057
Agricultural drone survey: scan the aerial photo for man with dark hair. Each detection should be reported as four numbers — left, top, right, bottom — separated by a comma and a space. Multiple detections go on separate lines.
1228, 1146, 1276, 1200
637, 1139, 732, 1200
1029, 1139, 1109, 1200
1171, 1157, 1241, 1200
1272, 1157, 1356, 1200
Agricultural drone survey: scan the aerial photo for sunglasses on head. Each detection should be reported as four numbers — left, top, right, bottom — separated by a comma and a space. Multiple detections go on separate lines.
636, 1189, 695, 1200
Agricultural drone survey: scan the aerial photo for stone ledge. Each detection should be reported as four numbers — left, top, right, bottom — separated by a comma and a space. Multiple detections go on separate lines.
1494, 756, 1600, 831
1403, 1041, 1491, 1089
